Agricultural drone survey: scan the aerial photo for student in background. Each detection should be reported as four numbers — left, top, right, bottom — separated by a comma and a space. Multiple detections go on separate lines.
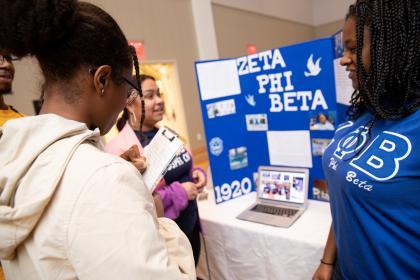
107, 74, 206, 266
0, 1, 195, 279
0, 52, 24, 127
313, 1, 420, 279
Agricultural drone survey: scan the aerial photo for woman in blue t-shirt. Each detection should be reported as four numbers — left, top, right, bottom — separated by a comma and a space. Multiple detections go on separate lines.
313, 1, 420, 279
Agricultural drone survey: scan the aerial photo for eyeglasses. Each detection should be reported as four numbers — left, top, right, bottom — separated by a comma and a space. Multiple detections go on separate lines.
89, 68, 142, 104
0, 54, 17, 65
121, 76, 142, 104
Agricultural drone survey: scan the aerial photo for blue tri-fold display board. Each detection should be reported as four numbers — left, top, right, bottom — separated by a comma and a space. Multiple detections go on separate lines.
195, 36, 349, 204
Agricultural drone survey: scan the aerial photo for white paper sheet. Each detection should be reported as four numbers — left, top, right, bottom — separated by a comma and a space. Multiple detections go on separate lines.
267, 130, 313, 168
142, 127, 183, 191
196, 59, 241, 101
333, 58, 354, 105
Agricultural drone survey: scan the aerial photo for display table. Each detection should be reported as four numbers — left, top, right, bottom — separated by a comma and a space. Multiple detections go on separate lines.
196, 191, 332, 280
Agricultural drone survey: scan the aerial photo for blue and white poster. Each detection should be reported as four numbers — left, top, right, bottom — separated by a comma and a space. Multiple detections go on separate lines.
195, 37, 343, 204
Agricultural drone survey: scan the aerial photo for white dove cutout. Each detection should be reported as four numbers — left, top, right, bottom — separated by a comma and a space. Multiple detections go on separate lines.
245, 94, 256, 106
304, 54, 322, 77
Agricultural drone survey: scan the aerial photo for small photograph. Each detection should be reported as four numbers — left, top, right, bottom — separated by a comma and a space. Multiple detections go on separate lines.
312, 179, 330, 201
292, 177, 304, 192
333, 30, 344, 58
261, 181, 290, 200
312, 138, 332, 156
206, 99, 236, 119
289, 177, 305, 202
228, 146, 248, 170
262, 181, 276, 195
272, 173, 282, 180
245, 114, 268, 131
276, 182, 291, 200
309, 111, 336, 131
261, 171, 271, 179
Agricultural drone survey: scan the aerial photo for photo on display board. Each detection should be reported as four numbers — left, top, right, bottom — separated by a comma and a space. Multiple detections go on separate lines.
245, 114, 268, 131
206, 99, 236, 119
309, 111, 336, 131
312, 179, 329, 201
333, 29, 344, 58
311, 138, 332, 156
228, 146, 248, 170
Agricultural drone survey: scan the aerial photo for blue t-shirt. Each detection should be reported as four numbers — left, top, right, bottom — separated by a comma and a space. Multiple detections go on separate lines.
322, 110, 420, 279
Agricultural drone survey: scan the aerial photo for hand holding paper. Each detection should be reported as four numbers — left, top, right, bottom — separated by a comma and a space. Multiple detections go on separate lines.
120, 145, 147, 174
141, 127, 183, 191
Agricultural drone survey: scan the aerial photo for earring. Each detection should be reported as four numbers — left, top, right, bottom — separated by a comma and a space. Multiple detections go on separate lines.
129, 112, 137, 127
101, 88, 105, 96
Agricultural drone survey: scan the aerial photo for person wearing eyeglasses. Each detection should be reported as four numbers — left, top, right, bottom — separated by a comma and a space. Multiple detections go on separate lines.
106, 74, 207, 267
0, 1, 196, 279
0, 53, 24, 127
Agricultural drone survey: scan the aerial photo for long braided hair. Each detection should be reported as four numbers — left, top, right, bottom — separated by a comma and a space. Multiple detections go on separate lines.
116, 68, 156, 142
346, 0, 420, 121
130, 46, 145, 140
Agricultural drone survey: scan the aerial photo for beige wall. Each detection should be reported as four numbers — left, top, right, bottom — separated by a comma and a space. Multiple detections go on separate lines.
314, 19, 344, 39
6, 1, 345, 151
4, 57, 42, 116
91, 0, 203, 149
6, 0, 205, 149
212, 4, 314, 58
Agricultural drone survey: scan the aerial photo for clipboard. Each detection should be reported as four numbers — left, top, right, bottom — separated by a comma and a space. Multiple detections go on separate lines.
142, 126, 183, 191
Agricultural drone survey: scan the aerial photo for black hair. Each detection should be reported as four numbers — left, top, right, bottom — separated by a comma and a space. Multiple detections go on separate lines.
317, 113, 327, 121
346, 0, 420, 121
116, 74, 156, 135
0, 0, 132, 101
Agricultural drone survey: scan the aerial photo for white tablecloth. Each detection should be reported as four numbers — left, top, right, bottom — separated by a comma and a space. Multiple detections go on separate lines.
196, 191, 332, 280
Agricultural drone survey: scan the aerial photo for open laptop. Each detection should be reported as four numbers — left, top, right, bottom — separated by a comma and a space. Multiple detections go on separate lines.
237, 166, 309, 228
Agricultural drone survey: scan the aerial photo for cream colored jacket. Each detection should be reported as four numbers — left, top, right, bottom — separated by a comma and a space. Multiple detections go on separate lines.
0, 114, 195, 280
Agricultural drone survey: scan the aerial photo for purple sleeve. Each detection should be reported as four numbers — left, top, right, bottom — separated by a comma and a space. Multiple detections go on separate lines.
155, 181, 188, 220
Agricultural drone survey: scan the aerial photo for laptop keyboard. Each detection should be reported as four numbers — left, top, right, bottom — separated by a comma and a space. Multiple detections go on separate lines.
251, 204, 298, 217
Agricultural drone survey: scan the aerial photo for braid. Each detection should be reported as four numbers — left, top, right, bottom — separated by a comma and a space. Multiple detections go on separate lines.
347, 0, 420, 120
129, 46, 146, 141
355, 1, 376, 116
347, 90, 364, 120
349, 117, 377, 160
116, 108, 129, 131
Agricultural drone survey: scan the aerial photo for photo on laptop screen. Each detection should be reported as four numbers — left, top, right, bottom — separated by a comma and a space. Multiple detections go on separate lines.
258, 169, 306, 204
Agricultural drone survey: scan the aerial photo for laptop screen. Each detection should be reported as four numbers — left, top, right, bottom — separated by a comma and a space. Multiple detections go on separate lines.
258, 168, 307, 204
